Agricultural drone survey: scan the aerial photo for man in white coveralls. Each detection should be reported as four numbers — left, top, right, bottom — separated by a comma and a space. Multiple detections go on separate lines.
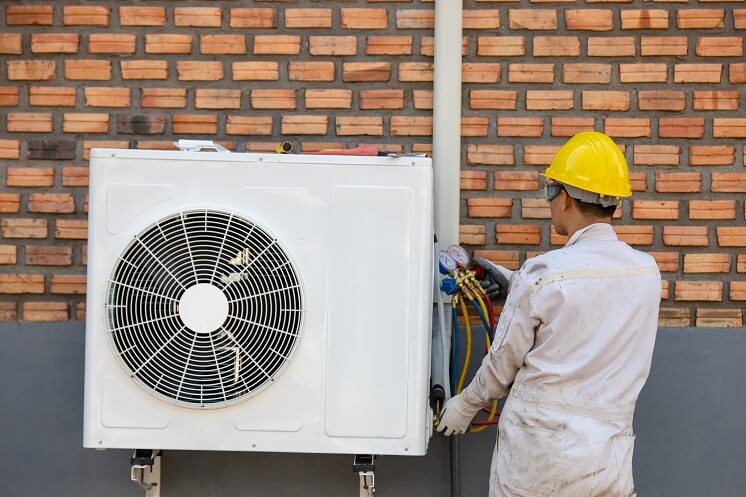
438, 131, 661, 497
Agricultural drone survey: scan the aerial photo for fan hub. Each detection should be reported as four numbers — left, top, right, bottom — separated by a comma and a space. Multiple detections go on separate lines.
178, 283, 229, 334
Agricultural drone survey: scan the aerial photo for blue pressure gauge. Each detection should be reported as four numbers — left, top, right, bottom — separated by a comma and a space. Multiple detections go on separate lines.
439, 251, 457, 275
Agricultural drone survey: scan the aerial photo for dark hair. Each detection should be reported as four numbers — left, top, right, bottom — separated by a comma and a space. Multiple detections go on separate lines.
571, 197, 617, 218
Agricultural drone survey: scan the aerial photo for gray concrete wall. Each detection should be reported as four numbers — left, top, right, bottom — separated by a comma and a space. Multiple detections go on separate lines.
1, 322, 744, 497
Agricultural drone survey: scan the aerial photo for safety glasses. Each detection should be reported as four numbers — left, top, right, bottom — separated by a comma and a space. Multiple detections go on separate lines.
544, 183, 565, 202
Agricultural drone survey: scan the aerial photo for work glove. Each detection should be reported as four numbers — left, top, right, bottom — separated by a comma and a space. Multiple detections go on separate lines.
436, 394, 481, 436
472, 257, 514, 302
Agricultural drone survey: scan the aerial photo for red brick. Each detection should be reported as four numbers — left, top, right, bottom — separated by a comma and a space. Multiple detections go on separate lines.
7, 113, 53, 133
634, 145, 680, 166
509, 64, 555, 83
225, 116, 273, 136
254, 35, 301, 55
621, 9, 669, 29
31, 33, 79, 54
478, 36, 526, 57
343, 62, 391, 82
509, 9, 557, 30
471, 250, 520, 271
0, 193, 20, 213
730, 63, 746, 83
533, 36, 579, 57
462, 63, 501, 83
641, 36, 688, 56
84, 87, 130, 108
696, 37, 744, 57
1, 219, 47, 239
675, 64, 722, 83
0, 87, 18, 108
470, 90, 517, 110
497, 117, 543, 137
674, 281, 722, 302
463, 10, 501, 29
307, 89, 353, 110
172, 115, 217, 135
65, 60, 111, 81
367, 36, 412, 56
521, 199, 550, 219
119, 6, 166, 26
711, 173, 746, 193
0, 275, 44, 294
461, 171, 487, 191
658, 308, 692, 328
650, 252, 679, 273
663, 226, 709, 247
281, 116, 328, 135
285, 8, 332, 28
684, 254, 730, 273
341, 9, 388, 29
396, 10, 434, 29
289, 62, 335, 82
692, 91, 739, 111
413, 90, 432, 110
7, 60, 56, 81
689, 200, 736, 220
732, 282, 746, 301
496, 225, 541, 245
659, 118, 704, 139
526, 90, 574, 110
89, 34, 136, 54
0, 140, 19, 160
638, 90, 685, 111
55, 220, 87, 240
563, 64, 611, 84
713, 118, 746, 138
62, 167, 88, 187
739, 255, 746, 273
696, 309, 743, 328
735, 9, 746, 29
460, 225, 486, 246
141, 88, 186, 109
551, 117, 595, 137
400, 62, 433, 82
677, 8, 725, 28
494, 171, 539, 191
200, 35, 247, 55
26, 246, 73, 266
689, 145, 735, 166
390, 116, 432, 137
22, 302, 69, 322
145, 34, 192, 54
604, 118, 651, 138
467, 198, 513, 218
360, 89, 404, 110
232, 62, 279, 81
587, 37, 636, 57
230, 8, 276, 28
51, 275, 86, 295
28, 193, 75, 214
632, 200, 679, 220
566, 9, 613, 30
582, 91, 629, 111
336, 116, 383, 136
63, 6, 109, 26
176, 61, 223, 81
195, 89, 241, 110
63, 113, 109, 134
0, 33, 22, 55
461, 117, 489, 137
466, 144, 514, 166
82, 140, 127, 160
311, 36, 357, 56
620, 63, 667, 83
0, 245, 16, 265
524, 145, 560, 166
6, 5, 53, 25
655, 172, 701, 193
174, 7, 221, 27
718, 227, 746, 247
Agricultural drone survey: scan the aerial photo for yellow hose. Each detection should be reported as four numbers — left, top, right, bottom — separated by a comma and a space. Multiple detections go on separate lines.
475, 294, 491, 353
456, 298, 472, 394
470, 294, 499, 433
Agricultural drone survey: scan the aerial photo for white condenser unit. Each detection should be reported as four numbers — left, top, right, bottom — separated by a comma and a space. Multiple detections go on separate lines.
83, 148, 434, 457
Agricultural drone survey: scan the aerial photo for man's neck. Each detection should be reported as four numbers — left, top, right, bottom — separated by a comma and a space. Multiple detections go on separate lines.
565, 218, 612, 240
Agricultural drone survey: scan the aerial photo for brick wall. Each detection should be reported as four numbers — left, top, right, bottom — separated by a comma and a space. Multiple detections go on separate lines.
0, 1, 744, 327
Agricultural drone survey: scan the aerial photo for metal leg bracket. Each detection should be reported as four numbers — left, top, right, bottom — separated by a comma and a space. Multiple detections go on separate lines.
130, 449, 161, 497
353, 454, 376, 497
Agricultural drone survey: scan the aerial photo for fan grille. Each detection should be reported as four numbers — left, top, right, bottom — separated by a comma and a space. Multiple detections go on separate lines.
105, 209, 304, 408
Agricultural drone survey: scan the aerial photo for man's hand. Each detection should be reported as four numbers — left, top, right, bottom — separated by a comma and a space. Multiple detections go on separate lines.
436, 395, 480, 436
472, 257, 514, 302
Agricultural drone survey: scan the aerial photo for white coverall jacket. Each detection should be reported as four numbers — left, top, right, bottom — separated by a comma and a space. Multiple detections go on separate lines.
461, 223, 661, 497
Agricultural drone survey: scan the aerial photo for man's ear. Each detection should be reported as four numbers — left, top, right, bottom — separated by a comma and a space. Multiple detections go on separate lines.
561, 190, 573, 211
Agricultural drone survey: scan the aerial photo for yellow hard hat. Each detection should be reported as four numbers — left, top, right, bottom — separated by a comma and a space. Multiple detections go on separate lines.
543, 131, 631, 199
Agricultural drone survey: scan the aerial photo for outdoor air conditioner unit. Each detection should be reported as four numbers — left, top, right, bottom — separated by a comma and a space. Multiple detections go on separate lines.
83, 148, 434, 458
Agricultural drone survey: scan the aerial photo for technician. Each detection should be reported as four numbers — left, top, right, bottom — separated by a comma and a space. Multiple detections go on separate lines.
438, 131, 661, 497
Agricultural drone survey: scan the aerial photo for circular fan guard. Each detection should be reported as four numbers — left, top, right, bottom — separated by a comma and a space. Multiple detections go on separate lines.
105, 209, 304, 408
